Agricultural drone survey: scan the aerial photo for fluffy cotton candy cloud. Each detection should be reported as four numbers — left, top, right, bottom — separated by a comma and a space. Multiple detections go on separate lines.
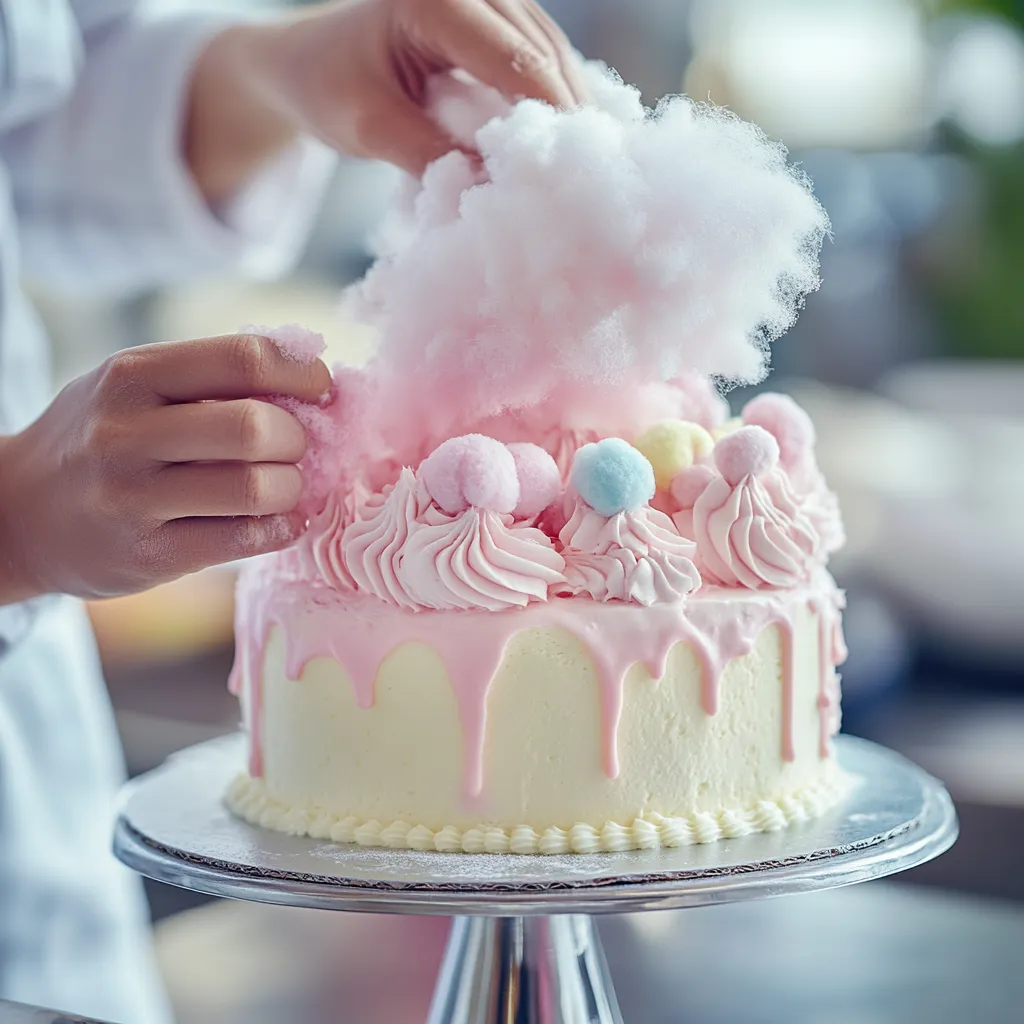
346, 64, 828, 465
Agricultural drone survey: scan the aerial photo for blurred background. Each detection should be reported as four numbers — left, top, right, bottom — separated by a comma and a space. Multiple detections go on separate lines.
33, 0, 1024, 1021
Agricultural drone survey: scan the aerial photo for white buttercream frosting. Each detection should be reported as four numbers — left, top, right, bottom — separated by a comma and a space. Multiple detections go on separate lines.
226, 767, 851, 855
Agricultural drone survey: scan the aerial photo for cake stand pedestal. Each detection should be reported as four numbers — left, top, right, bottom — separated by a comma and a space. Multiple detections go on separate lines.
113, 735, 956, 1024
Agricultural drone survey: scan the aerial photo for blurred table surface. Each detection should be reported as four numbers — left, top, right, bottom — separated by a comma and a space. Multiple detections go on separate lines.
0, 1002, 107, 1023
150, 882, 1024, 1024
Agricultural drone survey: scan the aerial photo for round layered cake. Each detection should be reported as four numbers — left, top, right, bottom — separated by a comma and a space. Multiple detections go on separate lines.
226, 395, 850, 854
225, 63, 840, 854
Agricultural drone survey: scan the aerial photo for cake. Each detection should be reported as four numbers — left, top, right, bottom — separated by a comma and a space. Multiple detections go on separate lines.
225, 68, 847, 854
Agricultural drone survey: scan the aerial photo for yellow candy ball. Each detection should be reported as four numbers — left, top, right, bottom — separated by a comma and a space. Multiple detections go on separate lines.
632, 420, 714, 490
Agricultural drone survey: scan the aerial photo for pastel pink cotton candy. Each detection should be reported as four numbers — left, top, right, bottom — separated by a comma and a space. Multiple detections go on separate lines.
673, 373, 731, 430
426, 71, 511, 150
345, 65, 828, 467
273, 395, 338, 518
741, 393, 815, 471
421, 435, 520, 515
670, 464, 718, 509
242, 323, 326, 363
273, 364, 380, 520
507, 443, 561, 518
713, 426, 780, 486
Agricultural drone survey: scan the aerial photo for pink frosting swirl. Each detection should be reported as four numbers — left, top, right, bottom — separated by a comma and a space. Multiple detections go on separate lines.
556, 502, 701, 606
301, 491, 356, 591
341, 469, 435, 608
401, 508, 566, 611
693, 469, 820, 589
787, 465, 845, 557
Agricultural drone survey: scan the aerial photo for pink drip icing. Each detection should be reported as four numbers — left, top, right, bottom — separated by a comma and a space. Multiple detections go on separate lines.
777, 617, 796, 762
807, 590, 847, 760
233, 611, 266, 779
816, 608, 831, 758
229, 569, 845, 800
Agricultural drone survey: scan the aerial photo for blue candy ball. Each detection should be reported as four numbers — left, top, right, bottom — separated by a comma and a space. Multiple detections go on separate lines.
570, 438, 656, 517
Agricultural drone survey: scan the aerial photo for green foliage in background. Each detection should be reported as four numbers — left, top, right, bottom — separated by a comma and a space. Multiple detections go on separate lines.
922, 0, 1024, 360
928, 0, 1024, 26
934, 135, 1024, 360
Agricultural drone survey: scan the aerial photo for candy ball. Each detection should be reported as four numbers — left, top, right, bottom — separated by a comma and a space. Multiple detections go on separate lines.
713, 426, 780, 486
741, 393, 815, 471
507, 443, 561, 518
670, 464, 718, 509
570, 438, 655, 517
421, 434, 520, 515
633, 420, 714, 490
711, 417, 744, 442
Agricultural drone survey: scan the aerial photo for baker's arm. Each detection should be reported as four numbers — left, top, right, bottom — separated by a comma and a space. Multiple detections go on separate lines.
0, 6, 335, 296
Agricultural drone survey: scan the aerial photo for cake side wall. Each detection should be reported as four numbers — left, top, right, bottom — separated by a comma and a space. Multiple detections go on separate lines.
248, 604, 834, 833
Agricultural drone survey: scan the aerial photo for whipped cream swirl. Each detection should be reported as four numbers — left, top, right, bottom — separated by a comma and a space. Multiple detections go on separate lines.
401, 508, 566, 611
301, 491, 356, 591
788, 465, 845, 557
341, 469, 436, 608
693, 470, 819, 589
556, 502, 701, 606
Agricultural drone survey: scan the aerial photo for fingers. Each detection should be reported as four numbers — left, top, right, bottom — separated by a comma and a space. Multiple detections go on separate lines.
108, 335, 332, 404
522, 0, 589, 104
355, 90, 463, 176
140, 400, 308, 464
437, 0, 575, 109
153, 513, 304, 576
150, 463, 303, 519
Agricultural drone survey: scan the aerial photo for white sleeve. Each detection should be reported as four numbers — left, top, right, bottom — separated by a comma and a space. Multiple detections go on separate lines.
0, 597, 55, 661
0, 10, 337, 297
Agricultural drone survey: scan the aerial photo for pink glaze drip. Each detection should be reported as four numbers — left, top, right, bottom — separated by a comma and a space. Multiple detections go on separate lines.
816, 608, 831, 759
228, 595, 266, 778
230, 568, 846, 797
807, 589, 847, 759
778, 617, 796, 762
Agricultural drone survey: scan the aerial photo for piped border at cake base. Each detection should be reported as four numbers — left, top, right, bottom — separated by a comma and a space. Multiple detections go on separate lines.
224, 767, 853, 856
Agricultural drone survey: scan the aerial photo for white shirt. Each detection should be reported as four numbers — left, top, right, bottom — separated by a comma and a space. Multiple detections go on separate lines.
0, 3, 334, 1020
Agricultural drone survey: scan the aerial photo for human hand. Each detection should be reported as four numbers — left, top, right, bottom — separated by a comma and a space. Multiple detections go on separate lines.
0, 335, 330, 604
189, 0, 586, 199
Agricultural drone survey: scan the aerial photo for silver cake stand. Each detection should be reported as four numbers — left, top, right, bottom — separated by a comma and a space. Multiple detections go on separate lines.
113, 734, 956, 1024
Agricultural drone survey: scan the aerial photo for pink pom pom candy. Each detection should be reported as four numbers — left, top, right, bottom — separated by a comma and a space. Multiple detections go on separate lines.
420, 434, 520, 515
741, 393, 815, 471
507, 443, 561, 518
713, 426, 780, 486
670, 464, 718, 509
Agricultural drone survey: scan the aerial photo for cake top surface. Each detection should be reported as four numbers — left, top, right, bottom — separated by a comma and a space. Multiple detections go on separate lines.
245, 65, 840, 612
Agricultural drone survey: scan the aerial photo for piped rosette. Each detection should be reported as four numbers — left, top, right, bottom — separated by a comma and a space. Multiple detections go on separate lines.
297, 490, 358, 591
401, 435, 565, 610
740, 393, 845, 556
304, 434, 567, 611
653, 393, 845, 573
339, 468, 440, 608
555, 438, 701, 606
686, 426, 821, 589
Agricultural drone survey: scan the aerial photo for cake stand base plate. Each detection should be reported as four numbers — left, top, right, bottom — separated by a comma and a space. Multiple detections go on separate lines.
113, 735, 956, 1023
